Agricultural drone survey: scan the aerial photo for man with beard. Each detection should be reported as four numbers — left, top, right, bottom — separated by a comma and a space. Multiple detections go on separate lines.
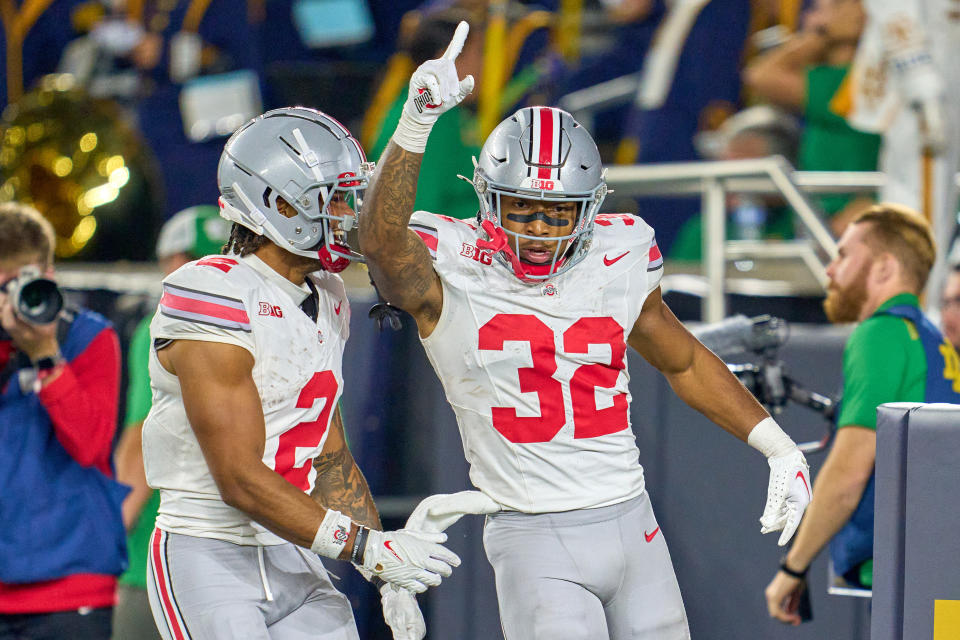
939, 264, 960, 351
764, 203, 960, 625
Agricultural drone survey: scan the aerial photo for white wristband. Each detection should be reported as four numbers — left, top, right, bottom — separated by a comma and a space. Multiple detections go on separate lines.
310, 509, 353, 559
747, 417, 797, 459
392, 112, 434, 154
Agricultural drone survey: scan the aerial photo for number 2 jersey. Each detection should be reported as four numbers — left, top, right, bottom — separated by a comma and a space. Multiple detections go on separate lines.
143, 254, 349, 545
414, 211, 664, 513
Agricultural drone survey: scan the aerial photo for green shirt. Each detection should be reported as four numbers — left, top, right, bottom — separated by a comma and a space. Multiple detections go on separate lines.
668, 206, 795, 262
799, 66, 882, 216
837, 293, 927, 431
836, 293, 927, 587
119, 314, 161, 589
371, 95, 481, 220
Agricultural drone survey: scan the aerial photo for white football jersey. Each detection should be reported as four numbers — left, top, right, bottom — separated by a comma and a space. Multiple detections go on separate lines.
414, 211, 664, 513
143, 254, 350, 545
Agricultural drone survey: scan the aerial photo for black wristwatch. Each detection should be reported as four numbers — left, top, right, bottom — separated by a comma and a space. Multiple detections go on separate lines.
779, 557, 809, 579
32, 353, 64, 373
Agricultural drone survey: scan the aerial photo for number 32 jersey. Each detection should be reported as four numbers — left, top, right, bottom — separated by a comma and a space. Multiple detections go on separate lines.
143, 254, 349, 545
415, 211, 664, 513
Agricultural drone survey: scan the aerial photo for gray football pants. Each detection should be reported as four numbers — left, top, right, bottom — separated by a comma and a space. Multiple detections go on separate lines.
146, 529, 358, 640
483, 492, 690, 640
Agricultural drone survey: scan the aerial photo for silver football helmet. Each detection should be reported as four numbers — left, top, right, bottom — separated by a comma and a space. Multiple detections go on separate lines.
472, 106, 607, 281
217, 107, 373, 271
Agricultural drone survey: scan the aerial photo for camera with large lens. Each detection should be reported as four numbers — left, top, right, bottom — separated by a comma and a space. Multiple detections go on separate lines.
3, 266, 64, 325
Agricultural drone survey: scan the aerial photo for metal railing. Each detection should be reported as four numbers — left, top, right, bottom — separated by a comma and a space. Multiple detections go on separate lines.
605, 157, 882, 322
557, 73, 639, 132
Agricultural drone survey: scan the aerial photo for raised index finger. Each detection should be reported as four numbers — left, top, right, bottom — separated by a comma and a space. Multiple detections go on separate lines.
441, 21, 469, 61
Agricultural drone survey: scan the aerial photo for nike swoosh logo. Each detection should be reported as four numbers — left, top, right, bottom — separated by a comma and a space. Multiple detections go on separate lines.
644, 527, 660, 543
796, 471, 811, 500
384, 540, 403, 562
334, 301, 342, 315
603, 251, 630, 266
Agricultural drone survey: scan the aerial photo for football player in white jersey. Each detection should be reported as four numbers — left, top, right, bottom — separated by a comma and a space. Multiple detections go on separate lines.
141, 107, 460, 640
359, 23, 813, 639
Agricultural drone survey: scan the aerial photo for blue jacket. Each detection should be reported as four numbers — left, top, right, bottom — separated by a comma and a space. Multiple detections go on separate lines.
829, 304, 960, 583
0, 308, 128, 584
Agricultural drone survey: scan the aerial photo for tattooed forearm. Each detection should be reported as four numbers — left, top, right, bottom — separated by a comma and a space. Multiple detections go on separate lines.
363, 141, 422, 238
312, 450, 382, 530
358, 141, 441, 318
311, 412, 382, 530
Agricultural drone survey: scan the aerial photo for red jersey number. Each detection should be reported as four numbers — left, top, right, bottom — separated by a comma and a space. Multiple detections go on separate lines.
478, 315, 566, 443
478, 314, 628, 444
565, 317, 629, 438
275, 371, 338, 491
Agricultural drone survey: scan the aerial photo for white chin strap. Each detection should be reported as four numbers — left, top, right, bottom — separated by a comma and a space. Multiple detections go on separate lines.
221, 182, 267, 234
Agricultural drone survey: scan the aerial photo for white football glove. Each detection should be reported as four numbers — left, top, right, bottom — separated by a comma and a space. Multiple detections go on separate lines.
393, 21, 475, 153
361, 529, 461, 593
406, 490, 502, 534
760, 449, 812, 546
380, 581, 426, 640
376, 491, 500, 639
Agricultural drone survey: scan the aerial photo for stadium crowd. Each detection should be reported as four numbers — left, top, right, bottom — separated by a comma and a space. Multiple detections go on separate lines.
2, 1, 959, 639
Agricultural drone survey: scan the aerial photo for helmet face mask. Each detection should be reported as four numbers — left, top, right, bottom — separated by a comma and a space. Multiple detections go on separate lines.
217, 107, 373, 271
472, 107, 607, 282
488, 192, 587, 277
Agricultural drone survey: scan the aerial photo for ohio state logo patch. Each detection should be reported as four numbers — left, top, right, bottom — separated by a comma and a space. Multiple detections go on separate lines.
541, 283, 558, 296
333, 524, 349, 543
460, 242, 493, 265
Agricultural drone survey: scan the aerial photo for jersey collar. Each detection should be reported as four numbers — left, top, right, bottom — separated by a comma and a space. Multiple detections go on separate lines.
873, 292, 920, 317
240, 254, 312, 306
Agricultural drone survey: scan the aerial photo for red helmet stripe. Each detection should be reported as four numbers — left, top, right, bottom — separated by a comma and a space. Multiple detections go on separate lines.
648, 239, 663, 271
537, 107, 554, 180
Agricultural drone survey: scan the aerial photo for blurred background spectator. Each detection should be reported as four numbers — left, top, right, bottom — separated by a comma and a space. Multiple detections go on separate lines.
941, 263, 960, 352
744, 0, 880, 237
614, 0, 752, 253
670, 104, 801, 261
0, 0, 88, 108
56, 0, 265, 220
841, 0, 960, 310
110, 204, 228, 640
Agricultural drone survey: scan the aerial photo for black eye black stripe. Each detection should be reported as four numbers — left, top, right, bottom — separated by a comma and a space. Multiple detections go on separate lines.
505, 211, 571, 227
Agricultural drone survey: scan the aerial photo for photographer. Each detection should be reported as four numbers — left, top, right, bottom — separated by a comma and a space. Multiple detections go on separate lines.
0, 203, 127, 639
764, 204, 960, 624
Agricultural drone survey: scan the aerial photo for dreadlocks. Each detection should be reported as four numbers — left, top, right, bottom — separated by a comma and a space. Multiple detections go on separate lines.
222, 223, 269, 256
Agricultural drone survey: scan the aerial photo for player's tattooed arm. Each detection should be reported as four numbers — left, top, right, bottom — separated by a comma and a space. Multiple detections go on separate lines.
311, 406, 382, 531
358, 140, 443, 333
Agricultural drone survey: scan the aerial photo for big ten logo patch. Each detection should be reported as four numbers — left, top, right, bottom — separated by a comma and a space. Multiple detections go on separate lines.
530, 179, 555, 191
258, 302, 284, 318
460, 242, 493, 265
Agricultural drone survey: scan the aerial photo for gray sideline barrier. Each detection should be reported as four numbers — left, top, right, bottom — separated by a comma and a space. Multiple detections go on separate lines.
872, 403, 960, 640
